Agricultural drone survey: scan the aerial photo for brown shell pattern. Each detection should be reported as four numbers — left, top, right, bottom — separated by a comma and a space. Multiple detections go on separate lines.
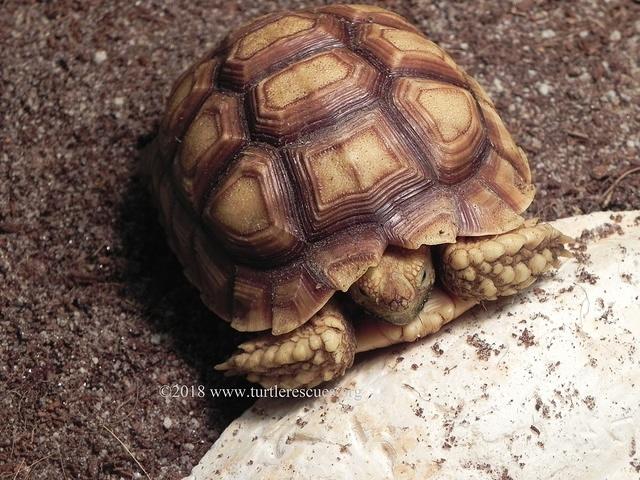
149, 4, 534, 335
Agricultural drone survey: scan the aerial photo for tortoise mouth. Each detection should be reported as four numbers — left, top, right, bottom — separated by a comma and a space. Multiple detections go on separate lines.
347, 245, 436, 325
358, 283, 434, 326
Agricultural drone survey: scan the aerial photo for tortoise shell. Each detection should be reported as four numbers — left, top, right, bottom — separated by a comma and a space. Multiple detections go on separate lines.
149, 4, 534, 335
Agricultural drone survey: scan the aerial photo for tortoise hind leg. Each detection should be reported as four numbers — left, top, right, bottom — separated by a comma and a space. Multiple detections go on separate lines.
215, 300, 356, 389
440, 219, 571, 301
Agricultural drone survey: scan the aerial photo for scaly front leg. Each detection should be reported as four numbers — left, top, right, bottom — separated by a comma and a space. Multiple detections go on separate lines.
215, 300, 357, 389
440, 219, 571, 301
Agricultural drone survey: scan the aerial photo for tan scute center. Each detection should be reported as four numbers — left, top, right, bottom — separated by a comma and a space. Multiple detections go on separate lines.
312, 128, 402, 204
180, 111, 220, 171
236, 16, 315, 59
212, 176, 270, 235
383, 29, 443, 57
263, 53, 351, 109
417, 87, 473, 142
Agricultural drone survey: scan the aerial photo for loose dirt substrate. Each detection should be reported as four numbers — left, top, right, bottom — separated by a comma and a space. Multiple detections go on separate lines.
1, 0, 638, 478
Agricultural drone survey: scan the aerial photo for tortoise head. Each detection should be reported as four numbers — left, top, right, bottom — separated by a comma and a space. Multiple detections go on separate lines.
348, 245, 435, 325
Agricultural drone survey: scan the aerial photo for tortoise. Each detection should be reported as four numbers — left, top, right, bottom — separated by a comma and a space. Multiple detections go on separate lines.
145, 4, 569, 389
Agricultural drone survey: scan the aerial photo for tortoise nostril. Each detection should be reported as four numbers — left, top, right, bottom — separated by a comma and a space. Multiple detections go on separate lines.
420, 270, 428, 284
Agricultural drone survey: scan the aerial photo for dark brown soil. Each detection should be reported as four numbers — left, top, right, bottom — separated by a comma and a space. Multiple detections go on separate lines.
1, 0, 638, 478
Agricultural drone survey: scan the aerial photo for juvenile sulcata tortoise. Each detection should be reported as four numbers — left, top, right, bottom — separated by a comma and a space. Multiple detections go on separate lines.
145, 4, 570, 389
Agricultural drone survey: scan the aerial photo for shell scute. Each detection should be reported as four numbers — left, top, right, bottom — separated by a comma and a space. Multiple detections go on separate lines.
173, 92, 246, 207
220, 13, 345, 89
286, 107, 428, 236
159, 59, 218, 158
232, 267, 273, 332
271, 267, 334, 335
193, 230, 234, 320
203, 146, 303, 264
251, 48, 380, 142
356, 25, 465, 83
309, 227, 387, 292
392, 78, 486, 183
478, 100, 532, 183
316, 4, 420, 33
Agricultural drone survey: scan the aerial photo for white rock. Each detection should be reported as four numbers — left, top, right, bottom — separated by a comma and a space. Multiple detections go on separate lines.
606, 90, 619, 104
163, 417, 173, 429
579, 71, 592, 82
609, 30, 622, 42
541, 29, 556, 39
537, 82, 552, 96
186, 211, 640, 480
93, 50, 108, 64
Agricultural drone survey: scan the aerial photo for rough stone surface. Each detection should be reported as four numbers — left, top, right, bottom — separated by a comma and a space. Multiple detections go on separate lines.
187, 210, 640, 480
1, 0, 638, 477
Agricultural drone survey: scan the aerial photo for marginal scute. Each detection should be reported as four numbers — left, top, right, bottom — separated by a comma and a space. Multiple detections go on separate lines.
193, 231, 233, 320
167, 195, 199, 290
356, 25, 465, 82
155, 170, 175, 231
384, 28, 440, 52
477, 149, 535, 214
288, 107, 427, 235
220, 12, 281, 48
464, 72, 495, 107
385, 189, 458, 247
455, 179, 524, 236
316, 4, 420, 33
478, 100, 531, 183
271, 268, 334, 335
174, 92, 246, 207
159, 59, 218, 155
237, 16, 315, 59
251, 49, 379, 141
310, 227, 387, 292
220, 13, 344, 88
204, 147, 302, 263
232, 268, 273, 332
171, 198, 195, 258
164, 70, 194, 126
